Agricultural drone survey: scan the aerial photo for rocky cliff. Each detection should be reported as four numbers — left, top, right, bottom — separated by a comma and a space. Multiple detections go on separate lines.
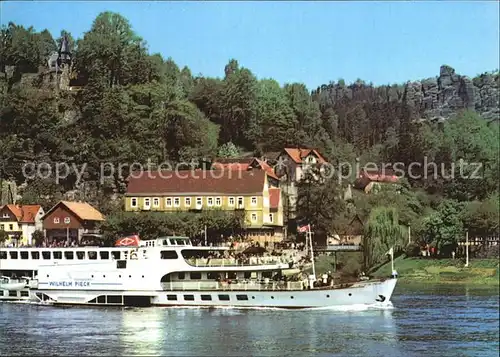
408, 65, 499, 121
315, 65, 499, 122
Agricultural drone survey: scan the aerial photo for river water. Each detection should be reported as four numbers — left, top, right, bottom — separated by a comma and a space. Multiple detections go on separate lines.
1, 284, 498, 357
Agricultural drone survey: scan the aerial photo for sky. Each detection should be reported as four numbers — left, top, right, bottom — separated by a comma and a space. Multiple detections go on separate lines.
1, 1, 499, 90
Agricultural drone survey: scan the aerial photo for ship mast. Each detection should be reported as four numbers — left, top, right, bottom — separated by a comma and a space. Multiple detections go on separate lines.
308, 225, 316, 280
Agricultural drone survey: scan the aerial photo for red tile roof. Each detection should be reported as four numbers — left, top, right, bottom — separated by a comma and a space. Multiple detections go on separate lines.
283, 148, 327, 164
126, 170, 267, 195
212, 162, 251, 171
42, 201, 105, 222
359, 169, 399, 183
212, 157, 279, 180
269, 188, 281, 209
252, 159, 279, 180
213, 158, 255, 165
2, 204, 42, 223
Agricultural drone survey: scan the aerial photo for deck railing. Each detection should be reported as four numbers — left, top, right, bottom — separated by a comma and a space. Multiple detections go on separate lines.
186, 257, 292, 267
161, 281, 304, 291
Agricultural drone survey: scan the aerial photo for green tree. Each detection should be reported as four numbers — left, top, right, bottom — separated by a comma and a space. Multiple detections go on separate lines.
422, 199, 464, 249
253, 79, 297, 151
216, 142, 240, 158
296, 170, 346, 236
31, 230, 45, 247
158, 99, 219, 162
462, 193, 499, 236
0, 230, 9, 245
364, 207, 405, 268
219, 60, 258, 147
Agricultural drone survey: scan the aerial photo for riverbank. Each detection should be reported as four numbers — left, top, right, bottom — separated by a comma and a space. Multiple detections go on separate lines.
371, 256, 499, 286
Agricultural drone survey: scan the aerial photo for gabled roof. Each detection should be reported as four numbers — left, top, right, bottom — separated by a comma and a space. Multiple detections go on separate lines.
212, 157, 279, 180
354, 169, 399, 189
42, 201, 105, 222
360, 168, 399, 183
211, 158, 254, 171
251, 158, 279, 180
282, 148, 327, 164
269, 188, 281, 209
0, 204, 42, 223
126, 170, 267, 195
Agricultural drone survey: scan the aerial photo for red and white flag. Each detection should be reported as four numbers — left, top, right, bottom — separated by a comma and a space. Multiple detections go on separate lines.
115, 234, 140, 247
297, 224, 310, 233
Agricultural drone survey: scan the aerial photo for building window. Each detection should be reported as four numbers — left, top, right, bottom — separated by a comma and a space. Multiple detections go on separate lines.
53, 217, 60, 224
251, 197, 257, 206
207, 197, 213, 206
153, 197, 160, 208
0, 225, 3, 230
166, 198, 172, 207
64, 217, 70, 224
269, 213, 274, 223
228, 197, 235, 206
196, 197, 202, 207
131, 198, 138, 208
251, 213, 257, 222
215, 197, 222, 206
2, 213, 9, 218
185, 197, 191, 207
8, 224, 13, 230
174, 198, 180, 207
143, 198, 151, 209
237, 197, 244, 208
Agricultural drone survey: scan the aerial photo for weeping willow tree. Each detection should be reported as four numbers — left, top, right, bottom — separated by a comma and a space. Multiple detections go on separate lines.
363, 206, 406, 269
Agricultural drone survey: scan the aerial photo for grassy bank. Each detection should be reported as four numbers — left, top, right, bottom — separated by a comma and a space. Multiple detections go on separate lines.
371, 256, 499, 285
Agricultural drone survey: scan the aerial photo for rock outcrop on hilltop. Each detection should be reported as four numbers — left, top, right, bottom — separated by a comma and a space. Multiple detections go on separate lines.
314, 65, 499, 122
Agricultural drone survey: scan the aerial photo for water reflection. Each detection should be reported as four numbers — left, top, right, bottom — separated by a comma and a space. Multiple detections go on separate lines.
1, 286, 498, 357
119, 308, 164, 355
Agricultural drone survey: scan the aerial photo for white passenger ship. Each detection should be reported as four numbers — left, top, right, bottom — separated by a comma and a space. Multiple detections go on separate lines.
1, 236, 397, 308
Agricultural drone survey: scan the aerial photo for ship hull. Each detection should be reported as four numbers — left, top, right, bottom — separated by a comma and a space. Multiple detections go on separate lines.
31, 279, 397, 309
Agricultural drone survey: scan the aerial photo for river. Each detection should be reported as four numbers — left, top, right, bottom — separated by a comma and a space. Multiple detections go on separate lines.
0, 284, 498, 356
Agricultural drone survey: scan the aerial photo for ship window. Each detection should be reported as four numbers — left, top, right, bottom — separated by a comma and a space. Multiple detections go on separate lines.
175, 239, 185, 245
107, 296, 122, 304
201, 295, 212, 301
31, 251, 40, 259
100, 251, 109, 260
53, 251, 62, 259
117, 261, 127, 269
218, 294, 230, 301
167, 295, 177, 301
20, 251, 29, 260
89, 298, 97, 304
207, 272, 219, 280
228, 272, 237, 279
236, 295, 248, 301
9, 291, 17, 297
64, 251, 74, 259
112, 251, 121, 260
183, 295, 194, 301
178, 273, 185, 280
169, 239, 177, 245
42, 251, 51, 260
21, 291, 29, 297
244, 272, 251, 279
262, 271, 272, 278
161, 251, 178, 259
76, 251, 85, 260
97, 296, 105, 304
9, 251, 18, 259
88, 251, 97, 260
190, 272, 201, 280
0, 251, 6, 259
